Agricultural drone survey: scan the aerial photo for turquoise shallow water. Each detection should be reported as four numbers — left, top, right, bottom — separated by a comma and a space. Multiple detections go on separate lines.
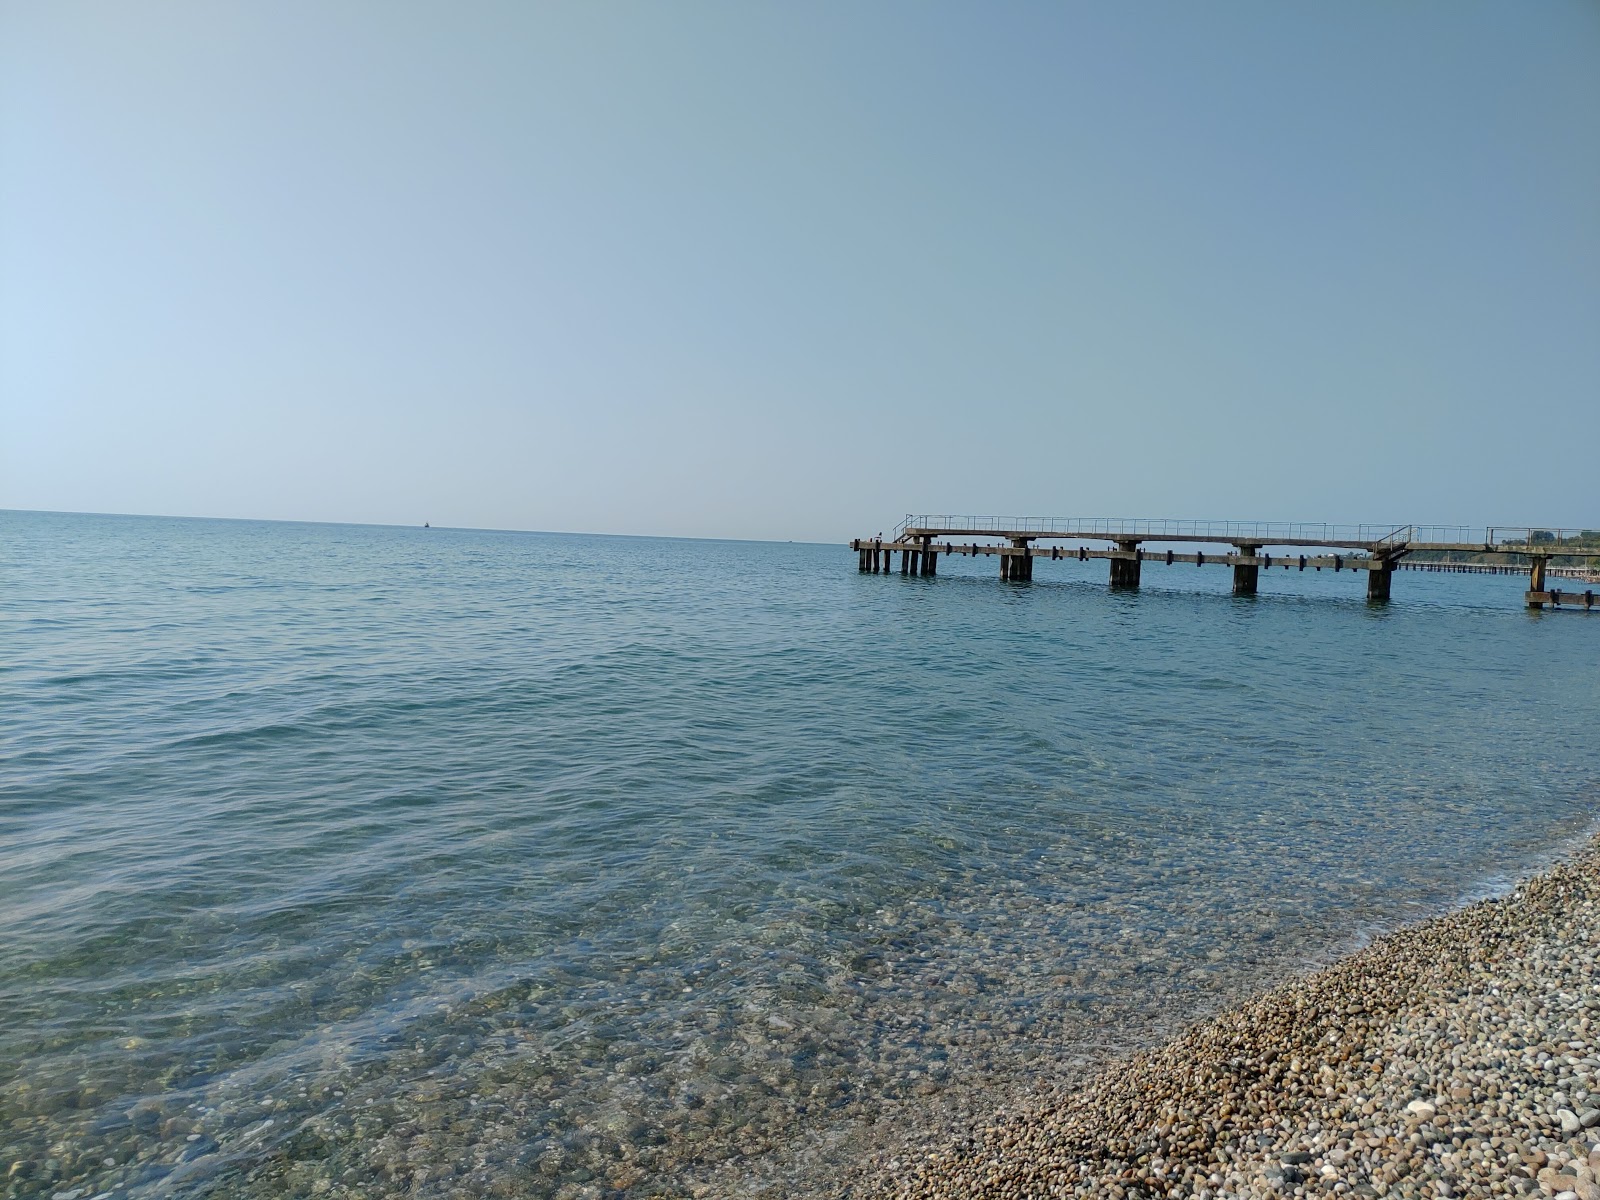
2, 509, 1597, 1199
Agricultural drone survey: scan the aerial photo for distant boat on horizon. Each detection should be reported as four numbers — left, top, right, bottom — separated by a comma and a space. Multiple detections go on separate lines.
424, 522, 430, 529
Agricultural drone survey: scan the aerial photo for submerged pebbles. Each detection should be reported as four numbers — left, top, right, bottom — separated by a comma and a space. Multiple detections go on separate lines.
860, 834, 1600, 1200
8, 835, 1598, 1200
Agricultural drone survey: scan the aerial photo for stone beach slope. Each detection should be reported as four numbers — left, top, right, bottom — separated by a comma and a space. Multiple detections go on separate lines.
858, 834, 1600, 1200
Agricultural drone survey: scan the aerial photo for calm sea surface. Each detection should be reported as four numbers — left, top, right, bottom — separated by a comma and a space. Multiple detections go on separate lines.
3, 510, 1597, 1199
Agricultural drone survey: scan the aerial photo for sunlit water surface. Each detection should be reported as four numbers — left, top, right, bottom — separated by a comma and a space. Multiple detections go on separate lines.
2, 510, 1597, 1199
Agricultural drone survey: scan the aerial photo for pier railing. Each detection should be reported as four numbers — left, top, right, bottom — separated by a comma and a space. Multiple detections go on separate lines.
895, 515, 1412, 545
893, 516, 1600, 554
1397, 526, 1600, 551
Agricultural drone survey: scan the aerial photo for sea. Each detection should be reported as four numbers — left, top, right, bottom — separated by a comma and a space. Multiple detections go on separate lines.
3, 509, 1597, 1199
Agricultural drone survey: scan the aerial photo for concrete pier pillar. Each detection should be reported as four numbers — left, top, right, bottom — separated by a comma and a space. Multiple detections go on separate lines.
1109, 540, 1141, 589
1367, 559, 1393, 602
925, 551, 937, 576
900, 549, 911, 575
919, 538, 935, 575
1004, 538, 1034, 581
1232, 546, 1260, 596
1527, 556, 1549, 608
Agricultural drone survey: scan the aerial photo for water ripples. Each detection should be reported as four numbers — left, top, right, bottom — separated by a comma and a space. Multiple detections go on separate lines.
1, 510, 1597, 1198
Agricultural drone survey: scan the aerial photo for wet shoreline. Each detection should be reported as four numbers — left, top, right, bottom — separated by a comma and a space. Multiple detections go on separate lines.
846, 833, 1600, 1199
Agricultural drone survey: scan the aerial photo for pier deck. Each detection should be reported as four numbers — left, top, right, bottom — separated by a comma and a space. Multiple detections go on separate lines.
851, 517, 1600, 610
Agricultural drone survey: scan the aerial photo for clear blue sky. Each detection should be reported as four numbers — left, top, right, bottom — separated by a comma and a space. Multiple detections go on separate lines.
3, 2, 1596, 541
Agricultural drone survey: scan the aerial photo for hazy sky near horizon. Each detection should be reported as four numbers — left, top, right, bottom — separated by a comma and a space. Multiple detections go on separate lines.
3, 3, 1597, 541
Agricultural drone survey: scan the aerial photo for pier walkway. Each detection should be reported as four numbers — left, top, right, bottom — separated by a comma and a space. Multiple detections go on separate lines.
850, 517, 1600, 610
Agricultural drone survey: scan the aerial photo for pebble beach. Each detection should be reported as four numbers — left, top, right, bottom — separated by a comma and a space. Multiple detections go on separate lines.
858, 833, 1600, 1200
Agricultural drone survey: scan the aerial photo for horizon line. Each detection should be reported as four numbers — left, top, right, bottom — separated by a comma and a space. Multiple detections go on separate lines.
0, 506, 840, 548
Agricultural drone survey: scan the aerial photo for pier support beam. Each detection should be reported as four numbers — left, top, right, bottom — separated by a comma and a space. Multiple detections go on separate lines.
1109, 541, 1141, 589
1367, 558, 1394, 602
1232, 546, 1260, 596
1002, 538, 1034, 581
1527, 556, 1549, 608
920, 537, 936, 576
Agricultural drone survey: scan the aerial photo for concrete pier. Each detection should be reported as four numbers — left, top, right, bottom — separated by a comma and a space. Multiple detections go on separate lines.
850, 518, 1600, 612
1108, 541, 1140, 589
1527, 557, 1548, 609
1232, 546, 1260, 596
1001, 538, 1034, 582
1367, 558, 1394, 602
